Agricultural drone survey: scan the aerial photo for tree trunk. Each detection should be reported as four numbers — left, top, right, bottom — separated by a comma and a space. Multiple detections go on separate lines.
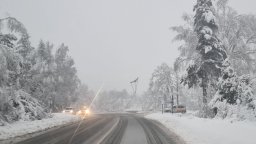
176, 80, 179, 105
164, 94, 167, 107
171, 87, 174, 113
200, 83, 209, 118
175, 72, 179, 106
202, 85, 207, 104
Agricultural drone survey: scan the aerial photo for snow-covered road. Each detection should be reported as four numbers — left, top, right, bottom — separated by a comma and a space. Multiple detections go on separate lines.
1, 113, 185, 144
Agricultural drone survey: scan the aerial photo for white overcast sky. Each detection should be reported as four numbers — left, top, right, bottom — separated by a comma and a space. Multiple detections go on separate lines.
0, 0, 255, 94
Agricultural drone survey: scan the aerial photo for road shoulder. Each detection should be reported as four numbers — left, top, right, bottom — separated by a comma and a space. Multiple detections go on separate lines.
0, 113, 81, 144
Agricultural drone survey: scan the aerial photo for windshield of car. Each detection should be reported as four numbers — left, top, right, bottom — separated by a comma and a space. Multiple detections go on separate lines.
1, 1, 254, 144
65, 108, 73, 110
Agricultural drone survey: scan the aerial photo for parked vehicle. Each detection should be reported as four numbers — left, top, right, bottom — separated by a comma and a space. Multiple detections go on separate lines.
62, 107, 74, 114
173, 105, 186, 113
164, 107, 172, 113
164, 105, 186, 113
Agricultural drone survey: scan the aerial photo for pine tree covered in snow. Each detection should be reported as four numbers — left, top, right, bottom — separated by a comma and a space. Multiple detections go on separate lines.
172, 0, 256, 119
53, 44, 80, 111
181, 0, 227, 117
29, 40, 56, 110
209, 60, 256, 120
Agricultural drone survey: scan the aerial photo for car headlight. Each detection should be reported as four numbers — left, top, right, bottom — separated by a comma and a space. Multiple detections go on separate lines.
62, 110, 65, 113
70, 110, 73, 113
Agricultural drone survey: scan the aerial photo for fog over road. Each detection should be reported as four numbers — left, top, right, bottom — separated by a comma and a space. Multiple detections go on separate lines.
13, 114, 184, 144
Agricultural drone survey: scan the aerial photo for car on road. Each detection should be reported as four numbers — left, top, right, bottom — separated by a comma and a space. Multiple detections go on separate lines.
164, 105, 186, 113
164, 107, 172, 113
173, 105, 186, 113
62, 107, 74, 114
76, 106, 90, 116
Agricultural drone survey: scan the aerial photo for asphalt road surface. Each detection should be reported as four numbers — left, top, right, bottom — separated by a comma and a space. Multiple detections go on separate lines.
8, 114, 185, 144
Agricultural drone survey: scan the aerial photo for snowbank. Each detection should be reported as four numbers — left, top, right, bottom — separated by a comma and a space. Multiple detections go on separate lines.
146, 112, 256, 144
0, 113, 80, 140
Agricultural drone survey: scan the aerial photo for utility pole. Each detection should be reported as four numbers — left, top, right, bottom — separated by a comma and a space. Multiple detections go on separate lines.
130, 77, 139, 97
176, 75, 179, 106
129, 77, 139, 109
162, 103, 164, 114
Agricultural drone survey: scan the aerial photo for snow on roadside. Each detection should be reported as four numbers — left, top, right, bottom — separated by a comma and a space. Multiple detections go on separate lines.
146, 112, 256, 144
0, 113, 80, 140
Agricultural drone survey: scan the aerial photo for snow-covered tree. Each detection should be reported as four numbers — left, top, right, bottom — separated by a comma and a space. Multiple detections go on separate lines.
29, 40, 55, 110
172, 0, 256, 117
171, 13, 198, 65
0, 17, 49, 123
209, 60, 256, 119
181, 0, 227, 116
53, 44, 80, 111
140, 91, 155, 111
148, 63, 177, 110
0, 34, 17, 48
216, 0, 256, 76
0, 17, 82, 123
74, 84, 94, 108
